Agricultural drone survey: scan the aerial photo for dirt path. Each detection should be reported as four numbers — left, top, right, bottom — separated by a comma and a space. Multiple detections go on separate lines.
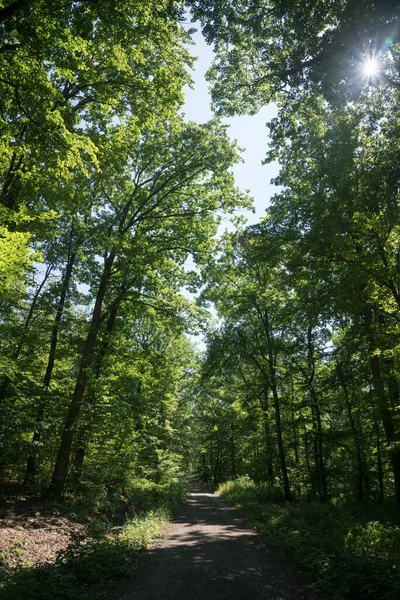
107, 481, 326, 600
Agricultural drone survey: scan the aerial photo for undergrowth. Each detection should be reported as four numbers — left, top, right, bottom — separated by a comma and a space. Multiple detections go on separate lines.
217, 477, 400, 600
0, 477, 188, 600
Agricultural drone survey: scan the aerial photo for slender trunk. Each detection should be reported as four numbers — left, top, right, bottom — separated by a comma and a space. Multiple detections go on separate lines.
290, 377, 299, 468
69, 292, 123, 486
70, 427, 87, 489
14, 263, 53, 360
263, 412, 274, 485
213, 436, 220, 485
0, 264, 52, 403
314, 398, 327, 502
336, 362, 365, 503
260, 388, 274, 484
303, 425, 312, 500
291, 405, 300, 496
230, 423, 236, 479
25, 250, 76, 485
43, 252, 76, 390
307, 327, 327, 503
48, 251, 115, 500
310, 403, 319, 490
292, 409, 299, 465
363, 306, 400, 503
271, 383, 292, 501
373, 407, 384, 501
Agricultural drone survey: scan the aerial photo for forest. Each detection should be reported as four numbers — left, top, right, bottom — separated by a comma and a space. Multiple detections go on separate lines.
0, 1, 400, 599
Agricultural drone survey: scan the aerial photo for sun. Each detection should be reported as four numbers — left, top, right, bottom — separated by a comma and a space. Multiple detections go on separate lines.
362, 57, 379, 78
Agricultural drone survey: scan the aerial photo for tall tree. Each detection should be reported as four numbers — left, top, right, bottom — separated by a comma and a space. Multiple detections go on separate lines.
48, 117, 250, 499
0, 0, 192, 291
189, 0, 400, 113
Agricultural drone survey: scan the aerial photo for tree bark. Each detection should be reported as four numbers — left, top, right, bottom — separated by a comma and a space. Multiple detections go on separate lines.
0, 263, 52, 404
24, 248, 76, 485
68, 288, 125, 487
336, 362, 365, 503
363, 305, 400, 503
307, 327, 327, 502
48, 250, 115, 500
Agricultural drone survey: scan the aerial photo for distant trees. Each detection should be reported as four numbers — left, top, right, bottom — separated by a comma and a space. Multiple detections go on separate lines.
182, 1, 400, 505
193, 84, 400, 503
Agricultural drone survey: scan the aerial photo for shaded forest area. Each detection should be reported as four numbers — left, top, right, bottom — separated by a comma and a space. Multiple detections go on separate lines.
1, 1, 400, 599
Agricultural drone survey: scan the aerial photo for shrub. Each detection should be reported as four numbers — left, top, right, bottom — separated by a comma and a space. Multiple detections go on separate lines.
217, 478, 400, 600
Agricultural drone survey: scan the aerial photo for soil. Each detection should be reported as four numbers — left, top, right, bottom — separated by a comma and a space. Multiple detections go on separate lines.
106, 480, 328, 600
0, 487, 86, 568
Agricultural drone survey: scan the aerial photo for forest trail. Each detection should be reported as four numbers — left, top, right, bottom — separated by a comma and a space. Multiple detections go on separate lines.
107, 480, 326, 600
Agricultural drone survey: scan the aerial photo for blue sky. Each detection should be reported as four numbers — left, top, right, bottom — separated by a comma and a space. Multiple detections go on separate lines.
181, 28, 282, 345
182, 28, 280, 227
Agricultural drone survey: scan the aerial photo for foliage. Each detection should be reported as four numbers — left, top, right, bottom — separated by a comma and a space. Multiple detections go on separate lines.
0, 477, 188, 600
189, 0, 400, 113
1, 0, 400, 596
218, 476, 285, 503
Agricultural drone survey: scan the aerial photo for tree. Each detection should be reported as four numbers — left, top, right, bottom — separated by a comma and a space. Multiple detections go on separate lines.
198, 229, 295, 500
189, 0, 400, 114
48, 116, 250, 499
256, 90, 400, 502
0, 0, 192, 292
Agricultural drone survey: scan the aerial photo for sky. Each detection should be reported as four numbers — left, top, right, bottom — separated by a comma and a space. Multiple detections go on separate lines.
181, 28, 281, 346
182, 28, 280, 227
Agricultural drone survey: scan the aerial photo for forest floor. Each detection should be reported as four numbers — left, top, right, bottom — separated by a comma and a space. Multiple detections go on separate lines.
0, 481, 182, 600
0, 486, 87, 569
106, 479, 328, 600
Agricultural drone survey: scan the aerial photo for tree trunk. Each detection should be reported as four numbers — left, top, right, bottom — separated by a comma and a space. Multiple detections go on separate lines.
307, 327, 327, 503
0, 263, 52, 403
213, 436, 221, 485
25, 250, 76, 485
263, 413, 274, 485
271, 383, 292, 501
260, 388, 274, 485
48, 251, 115, 500
373, 407, 384, 501
303, 425, 312, 500
364, 305, 400, 503
336, 362, 365, 503
291, 406, 301, 496
230, 422, 236, 479
70, 427, 87, 490
68, 291, 124, 487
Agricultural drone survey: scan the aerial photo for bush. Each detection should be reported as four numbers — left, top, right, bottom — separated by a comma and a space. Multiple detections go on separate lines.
218, 476, 284, 503
0, 475, 188, 600
217, 478, 400, 600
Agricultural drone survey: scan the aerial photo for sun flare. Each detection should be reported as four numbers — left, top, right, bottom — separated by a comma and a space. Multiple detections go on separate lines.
363, 57, 379, 77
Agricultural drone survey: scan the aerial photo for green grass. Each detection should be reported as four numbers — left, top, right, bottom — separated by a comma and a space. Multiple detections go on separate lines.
0, 478, 188, 600
217, 477, 400, 600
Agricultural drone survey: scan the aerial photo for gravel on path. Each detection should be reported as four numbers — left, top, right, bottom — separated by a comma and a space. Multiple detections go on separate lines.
107, 480, 327, 600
